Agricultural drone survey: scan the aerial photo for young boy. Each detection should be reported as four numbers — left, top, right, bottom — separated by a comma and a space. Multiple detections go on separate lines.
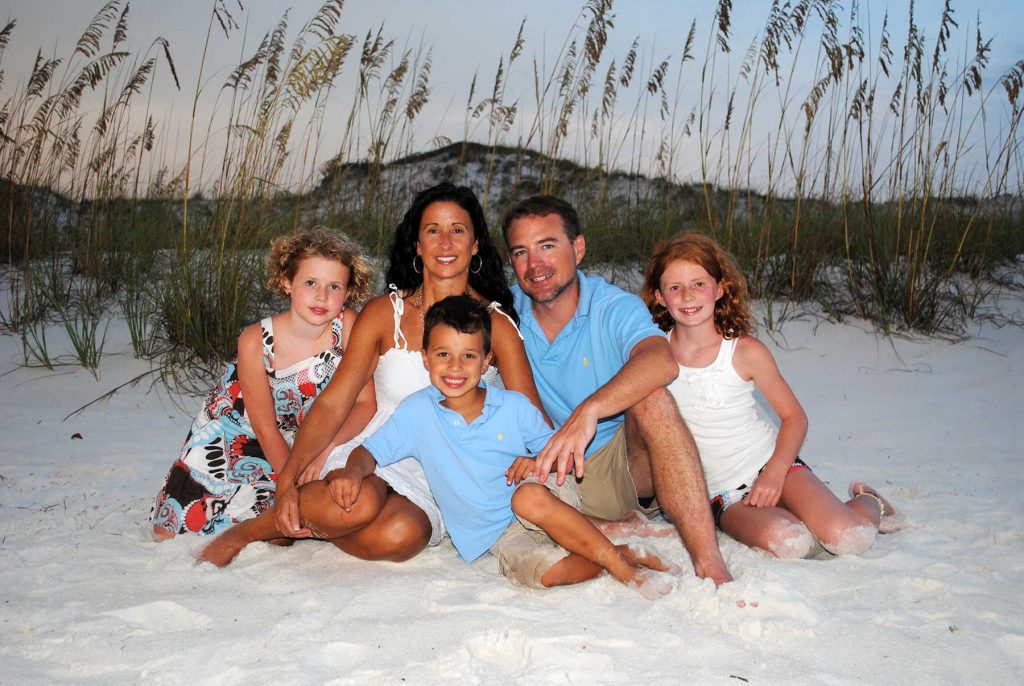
329, 295, 673, 597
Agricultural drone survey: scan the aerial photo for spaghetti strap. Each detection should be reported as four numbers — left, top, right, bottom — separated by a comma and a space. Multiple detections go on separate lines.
388, 284, 409, 351
260, 317, 275, 370
488, 302, 523, 340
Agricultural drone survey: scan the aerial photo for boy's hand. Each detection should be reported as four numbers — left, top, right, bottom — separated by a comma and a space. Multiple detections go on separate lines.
505, 456, 535, 485
745, 465, 786, 508
327, 467, 362, 511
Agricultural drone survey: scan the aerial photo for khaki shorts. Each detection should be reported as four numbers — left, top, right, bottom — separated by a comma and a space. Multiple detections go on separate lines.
490, 476, 582, 589
576, 424, 659, 520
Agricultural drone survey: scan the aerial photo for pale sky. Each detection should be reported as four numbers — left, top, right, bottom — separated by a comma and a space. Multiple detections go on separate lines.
2, 0, 1021, 190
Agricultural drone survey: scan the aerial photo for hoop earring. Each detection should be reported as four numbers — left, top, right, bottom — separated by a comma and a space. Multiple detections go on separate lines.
412, 255, 423, 274
470, 254, 483, 274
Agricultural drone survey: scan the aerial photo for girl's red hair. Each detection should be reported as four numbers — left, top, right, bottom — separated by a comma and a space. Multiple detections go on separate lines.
641, 233, 754, 338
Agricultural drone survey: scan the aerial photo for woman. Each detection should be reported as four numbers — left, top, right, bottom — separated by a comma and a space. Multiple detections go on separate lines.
199, 183, 544, 566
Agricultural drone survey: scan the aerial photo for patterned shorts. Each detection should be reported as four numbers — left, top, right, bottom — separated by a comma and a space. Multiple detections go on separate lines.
709, 457, 810, 528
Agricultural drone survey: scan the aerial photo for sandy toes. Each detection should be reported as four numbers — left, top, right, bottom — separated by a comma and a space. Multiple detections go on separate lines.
614, 543, 678, 599
195, 528, 249, 568
626, 569, 676, 600
152, 525, 175, 542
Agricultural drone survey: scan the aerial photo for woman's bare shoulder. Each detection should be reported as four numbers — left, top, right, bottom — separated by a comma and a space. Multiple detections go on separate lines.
354, 292, 398, 323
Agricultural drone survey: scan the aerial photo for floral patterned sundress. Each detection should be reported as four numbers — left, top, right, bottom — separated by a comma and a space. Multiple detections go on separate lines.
151, 315, 344, 535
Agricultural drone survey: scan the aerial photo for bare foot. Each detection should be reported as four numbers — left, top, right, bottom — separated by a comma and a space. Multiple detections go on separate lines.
196, 528, 249, 568
604, 543, 676, 599
594, 511, 675, 539
849, 481, 906, 534
617, 542, 682, 575
152, 525, 175, 542
624, 568, 676, 600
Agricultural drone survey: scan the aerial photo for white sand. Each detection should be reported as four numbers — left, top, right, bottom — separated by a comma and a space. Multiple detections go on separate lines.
2, 292, 1022, 685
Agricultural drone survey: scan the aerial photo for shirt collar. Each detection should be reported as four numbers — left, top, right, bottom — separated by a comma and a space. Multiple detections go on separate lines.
573, 270, 594, 318
427, 380, 498, 414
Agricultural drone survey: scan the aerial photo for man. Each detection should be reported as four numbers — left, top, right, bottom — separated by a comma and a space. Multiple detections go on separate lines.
502, 196, 732, 585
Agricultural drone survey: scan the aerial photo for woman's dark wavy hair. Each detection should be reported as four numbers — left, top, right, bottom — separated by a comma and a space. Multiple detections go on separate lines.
385, 182, 518, 324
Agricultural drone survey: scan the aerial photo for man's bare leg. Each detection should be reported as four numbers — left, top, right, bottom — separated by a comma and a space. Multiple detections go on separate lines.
625, 388, 732, 585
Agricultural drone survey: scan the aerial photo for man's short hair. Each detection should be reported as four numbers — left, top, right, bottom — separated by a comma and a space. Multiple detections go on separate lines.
501, 195, 581, 246
423, 295, 492, 355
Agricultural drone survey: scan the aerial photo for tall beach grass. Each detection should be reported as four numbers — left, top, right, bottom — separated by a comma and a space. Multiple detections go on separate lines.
0, 0, 1021, 385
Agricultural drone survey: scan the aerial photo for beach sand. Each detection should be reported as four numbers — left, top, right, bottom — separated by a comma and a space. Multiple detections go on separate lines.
1, 292, 1022, 685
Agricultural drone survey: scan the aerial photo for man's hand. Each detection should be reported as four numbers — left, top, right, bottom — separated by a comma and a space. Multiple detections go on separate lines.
273, 486, 312, 538
533, 403, 598, 485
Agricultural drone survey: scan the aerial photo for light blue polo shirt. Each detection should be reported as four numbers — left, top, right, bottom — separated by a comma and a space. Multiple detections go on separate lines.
512, 271, 664, 456
362, 383, 554, 563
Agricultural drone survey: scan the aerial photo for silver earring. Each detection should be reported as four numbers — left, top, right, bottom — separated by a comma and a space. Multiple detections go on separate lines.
470, 254, 482, 274
413, 255, 423, 274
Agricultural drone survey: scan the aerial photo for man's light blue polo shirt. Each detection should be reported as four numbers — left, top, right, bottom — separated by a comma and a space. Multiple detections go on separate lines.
363, 383, 554, 563
512, 271, 664, 457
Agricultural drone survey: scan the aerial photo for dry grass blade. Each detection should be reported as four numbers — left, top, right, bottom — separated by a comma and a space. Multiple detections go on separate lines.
154, 37, 180, 90
74, 0, 121, 60
716, 0, 733, 54
113, 3, 130, 49
26, 52, 61, 99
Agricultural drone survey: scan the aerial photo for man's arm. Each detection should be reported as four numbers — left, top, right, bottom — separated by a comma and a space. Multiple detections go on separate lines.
534, 335, 678, 484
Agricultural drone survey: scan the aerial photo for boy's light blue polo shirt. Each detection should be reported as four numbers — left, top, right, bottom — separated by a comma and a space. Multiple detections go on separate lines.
512, 271, 663, 457
362, 383, 554, 563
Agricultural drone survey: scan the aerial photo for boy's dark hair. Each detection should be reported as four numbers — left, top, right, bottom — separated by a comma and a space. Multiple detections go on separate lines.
500, 195, 581, 246
423, 295, 492, 355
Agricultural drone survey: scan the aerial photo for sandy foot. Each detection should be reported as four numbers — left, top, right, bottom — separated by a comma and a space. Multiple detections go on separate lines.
152, 525, 175, 542
626, 569, 676, 600
849, 481, 907, 534
615, 543, 677, 600
195, 528, 251, 568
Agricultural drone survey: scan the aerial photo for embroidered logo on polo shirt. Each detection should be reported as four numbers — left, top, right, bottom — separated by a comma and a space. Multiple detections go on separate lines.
582, 356, 589, 367
497, 432, 503, 441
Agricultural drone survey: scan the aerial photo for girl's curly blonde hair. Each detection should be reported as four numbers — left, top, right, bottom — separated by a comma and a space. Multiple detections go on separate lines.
641, 232, 754, 339
266, 227, 374, 306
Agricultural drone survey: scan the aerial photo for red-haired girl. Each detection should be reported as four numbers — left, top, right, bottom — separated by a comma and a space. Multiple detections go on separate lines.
642, 233, 902, 559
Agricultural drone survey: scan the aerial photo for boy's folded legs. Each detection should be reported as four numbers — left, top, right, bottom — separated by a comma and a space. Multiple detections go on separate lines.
490, 475, 582, 588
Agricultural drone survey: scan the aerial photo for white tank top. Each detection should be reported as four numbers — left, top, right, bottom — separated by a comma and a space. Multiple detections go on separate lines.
666, 336, 777, 493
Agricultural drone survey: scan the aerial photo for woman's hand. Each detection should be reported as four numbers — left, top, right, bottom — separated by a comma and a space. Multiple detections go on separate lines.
273, 486, 312, 538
